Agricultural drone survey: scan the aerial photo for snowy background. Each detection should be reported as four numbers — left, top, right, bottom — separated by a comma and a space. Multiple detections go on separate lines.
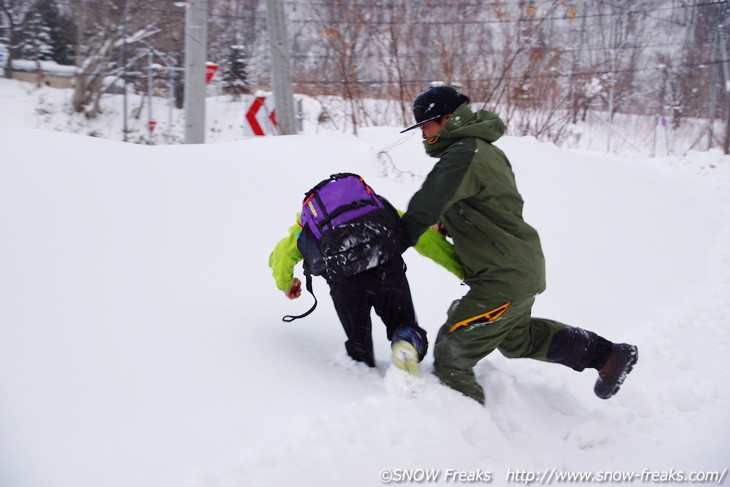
1, 78, 729, 487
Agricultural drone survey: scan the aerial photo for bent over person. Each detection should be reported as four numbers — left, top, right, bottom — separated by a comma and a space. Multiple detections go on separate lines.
399, 86, 638, 404
270, 173, 462, 375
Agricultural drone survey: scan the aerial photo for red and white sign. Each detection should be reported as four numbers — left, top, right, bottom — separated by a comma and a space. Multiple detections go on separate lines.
205, 63, 219, 85
243, 95, 278, 136
148, 120, 157, 133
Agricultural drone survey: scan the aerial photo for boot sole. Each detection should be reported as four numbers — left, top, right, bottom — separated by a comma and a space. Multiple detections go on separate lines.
392, 341, 421, 377
595, 345, 638, 399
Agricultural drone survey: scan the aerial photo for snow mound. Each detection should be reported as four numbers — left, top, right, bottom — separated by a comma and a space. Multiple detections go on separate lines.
1, 126, 728, 487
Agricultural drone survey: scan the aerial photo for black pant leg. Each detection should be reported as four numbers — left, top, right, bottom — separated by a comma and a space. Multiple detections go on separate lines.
368, 258, 428, 357
366, 258, 417, 338
329, 279, 376, 367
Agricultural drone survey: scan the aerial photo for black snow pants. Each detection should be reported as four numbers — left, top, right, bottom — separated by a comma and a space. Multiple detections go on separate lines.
328, 257, 427, 367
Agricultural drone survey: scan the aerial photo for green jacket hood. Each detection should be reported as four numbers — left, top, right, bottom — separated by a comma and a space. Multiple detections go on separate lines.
423, 104, 505, 158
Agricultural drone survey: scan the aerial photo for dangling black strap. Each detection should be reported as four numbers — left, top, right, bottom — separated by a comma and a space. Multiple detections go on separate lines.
282, 273, 318, 322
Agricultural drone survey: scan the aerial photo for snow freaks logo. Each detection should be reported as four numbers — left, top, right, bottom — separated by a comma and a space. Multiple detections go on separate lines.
379, 468, 492, 483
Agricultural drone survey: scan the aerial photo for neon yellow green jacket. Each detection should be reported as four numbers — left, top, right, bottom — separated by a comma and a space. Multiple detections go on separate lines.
269, 212, 464, 290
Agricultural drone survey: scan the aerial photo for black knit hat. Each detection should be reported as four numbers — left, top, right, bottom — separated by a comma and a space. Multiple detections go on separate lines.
400, 86, 470, 133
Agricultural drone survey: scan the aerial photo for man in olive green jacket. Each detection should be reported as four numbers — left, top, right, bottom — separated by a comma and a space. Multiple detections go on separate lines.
400, 86, 638, 404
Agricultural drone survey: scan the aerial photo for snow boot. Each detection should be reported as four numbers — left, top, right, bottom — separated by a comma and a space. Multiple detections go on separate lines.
391, 341, 421, 377
594, 343, 638, 399
391, 326, 426, 377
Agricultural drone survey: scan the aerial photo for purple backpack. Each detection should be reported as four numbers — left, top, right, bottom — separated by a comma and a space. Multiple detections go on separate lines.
285, 173, 401, 322
299, 173, 385, 239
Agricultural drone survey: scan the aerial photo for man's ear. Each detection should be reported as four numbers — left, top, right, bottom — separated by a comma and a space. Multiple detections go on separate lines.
440, 114, 452, 128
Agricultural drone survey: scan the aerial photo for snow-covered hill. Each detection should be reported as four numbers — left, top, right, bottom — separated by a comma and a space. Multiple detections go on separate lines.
1, 117, 729, 486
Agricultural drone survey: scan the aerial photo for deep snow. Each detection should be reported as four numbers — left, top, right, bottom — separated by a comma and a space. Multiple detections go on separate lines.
1, 79, 729, 487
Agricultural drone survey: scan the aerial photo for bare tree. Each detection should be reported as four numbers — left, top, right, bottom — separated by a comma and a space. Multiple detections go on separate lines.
299, 0, 386, 133
209, 0, 263, 97
0, 0, 34, 79
71, 0, 182, 118
591, 0, 654, 121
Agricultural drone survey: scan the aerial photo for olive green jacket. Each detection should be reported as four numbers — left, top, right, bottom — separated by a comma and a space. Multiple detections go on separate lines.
269, 212, 463, 291
401, 104, 546, 299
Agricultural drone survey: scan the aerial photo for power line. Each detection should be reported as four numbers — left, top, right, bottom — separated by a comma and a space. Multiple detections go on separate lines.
6, 0, 724, 66
286, 0, 723, 26
288, 39, 719, 60
32, 47, 724, 80
45, 0, 719, 54
49, 0, 725, 27
596, 0, 729, 35
13, 0, 724, 78
290, 58, 729, 87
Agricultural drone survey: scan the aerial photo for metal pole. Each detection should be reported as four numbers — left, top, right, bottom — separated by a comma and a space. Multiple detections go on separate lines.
266, 0, 297, 135
708, 26, 719, 151
606, 82, 614, 153
183, 0, 207, 144
147, 51, 154, 144
168, 71, 174, 143
718, 18, 730, 155
121, 9, 129, 142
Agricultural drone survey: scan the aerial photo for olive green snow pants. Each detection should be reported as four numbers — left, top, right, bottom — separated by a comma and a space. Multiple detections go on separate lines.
433, 287, 569, 404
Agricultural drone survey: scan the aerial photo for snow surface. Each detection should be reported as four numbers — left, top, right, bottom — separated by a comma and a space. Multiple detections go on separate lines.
1, 80, 730, 487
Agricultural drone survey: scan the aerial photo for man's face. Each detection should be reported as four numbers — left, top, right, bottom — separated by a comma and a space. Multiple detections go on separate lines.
420, 116, 450, 139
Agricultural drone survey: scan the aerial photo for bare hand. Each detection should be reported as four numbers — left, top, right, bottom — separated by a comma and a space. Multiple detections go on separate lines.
430, 222, 446, 234
284, 278, 302, 299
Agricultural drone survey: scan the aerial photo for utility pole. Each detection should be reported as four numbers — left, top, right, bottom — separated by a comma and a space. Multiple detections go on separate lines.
184, 0, 208, 144
718, 16, 730, 155
266, 0, 297, 135
606, 79, 615, 153
708, 24, 719, 151
147, 51, 154, 144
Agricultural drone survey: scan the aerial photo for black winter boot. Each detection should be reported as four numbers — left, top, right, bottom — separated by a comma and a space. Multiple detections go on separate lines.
547, 328, 638, 399
594, 343, 638, 399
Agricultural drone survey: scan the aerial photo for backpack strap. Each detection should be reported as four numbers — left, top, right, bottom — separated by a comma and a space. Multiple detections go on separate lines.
282, 272, 318, 322
318, 198, 381, 230
311, 191, 331, 232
